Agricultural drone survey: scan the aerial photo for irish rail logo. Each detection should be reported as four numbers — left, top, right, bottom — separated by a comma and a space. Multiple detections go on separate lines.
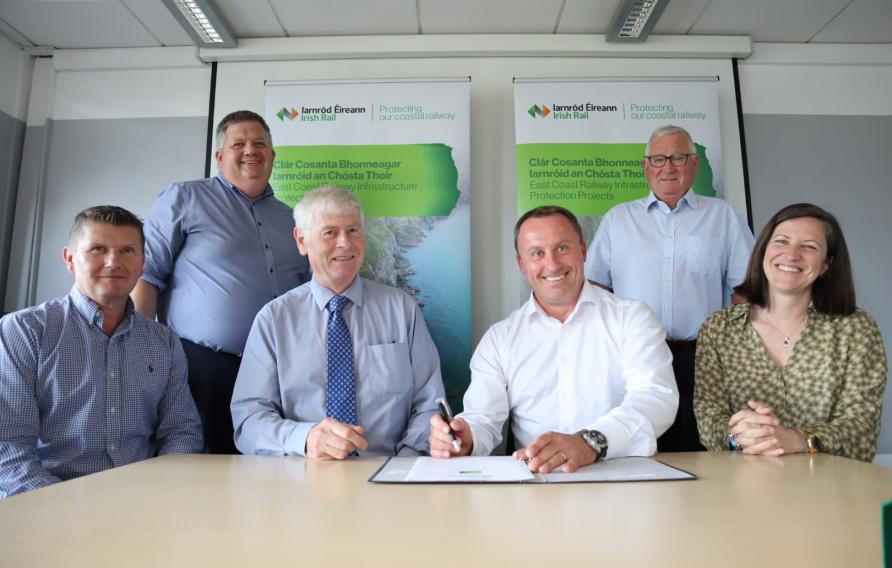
276, 106, 299, 121
528, 104, 551, 118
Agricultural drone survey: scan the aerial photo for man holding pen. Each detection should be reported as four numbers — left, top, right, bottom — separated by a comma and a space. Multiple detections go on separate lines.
429, 206, 678, 473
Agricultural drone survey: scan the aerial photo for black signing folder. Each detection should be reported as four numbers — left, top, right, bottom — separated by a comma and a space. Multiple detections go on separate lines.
369, 456, 696, 484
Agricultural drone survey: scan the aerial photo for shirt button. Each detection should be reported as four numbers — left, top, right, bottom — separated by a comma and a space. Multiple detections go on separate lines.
265, 244, 270, 249
109, 444, 116, 451
110, 407, 116, 414
258, 221, 262, 226
109, 371, 117, 379
269, 268, 274, 273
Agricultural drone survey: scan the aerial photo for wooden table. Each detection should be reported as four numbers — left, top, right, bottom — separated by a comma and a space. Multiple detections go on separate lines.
1, 452, 890, 567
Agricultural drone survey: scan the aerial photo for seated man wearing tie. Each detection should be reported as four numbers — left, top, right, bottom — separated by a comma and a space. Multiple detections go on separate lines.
429, 206, 678, 473
231, 186, 445, 458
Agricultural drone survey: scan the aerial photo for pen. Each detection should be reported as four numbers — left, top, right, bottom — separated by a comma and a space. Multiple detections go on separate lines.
435, 397, 462, 452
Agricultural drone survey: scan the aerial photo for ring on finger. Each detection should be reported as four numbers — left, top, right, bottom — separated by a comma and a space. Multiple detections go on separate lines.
729, 434, 743, 452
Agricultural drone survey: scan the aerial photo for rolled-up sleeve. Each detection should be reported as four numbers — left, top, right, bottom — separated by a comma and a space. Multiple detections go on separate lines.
724, 208, 755, 299
142, 184, 188, 292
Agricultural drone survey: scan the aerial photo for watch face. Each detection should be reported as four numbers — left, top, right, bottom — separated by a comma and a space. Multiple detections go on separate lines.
577, 430, 608, 457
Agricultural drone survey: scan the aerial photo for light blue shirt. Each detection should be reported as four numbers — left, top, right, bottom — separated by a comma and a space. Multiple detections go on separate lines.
142, 174, 310, 355
585, 191, 754, 340
0, 287, 203, 499
231, 276, 445, 457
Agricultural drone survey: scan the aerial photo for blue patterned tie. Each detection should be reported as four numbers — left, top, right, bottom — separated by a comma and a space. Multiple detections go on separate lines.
326, 295, 357, 426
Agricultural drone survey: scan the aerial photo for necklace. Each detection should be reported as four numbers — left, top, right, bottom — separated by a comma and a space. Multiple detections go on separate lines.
761, 313, 808, 348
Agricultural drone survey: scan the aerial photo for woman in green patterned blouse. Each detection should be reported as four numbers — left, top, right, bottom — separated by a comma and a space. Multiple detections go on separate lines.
694, 203, 887, 462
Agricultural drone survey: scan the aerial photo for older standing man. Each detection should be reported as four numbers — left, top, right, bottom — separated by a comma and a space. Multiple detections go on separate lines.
430, 206, 677, 472
585, 124, 754, 452
132, 110, 310, 454
0, 206, 202, 498
231, 186, 445, 458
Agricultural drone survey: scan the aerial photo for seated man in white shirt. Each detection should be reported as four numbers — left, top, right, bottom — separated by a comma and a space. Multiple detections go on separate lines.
429, 205, 678, 473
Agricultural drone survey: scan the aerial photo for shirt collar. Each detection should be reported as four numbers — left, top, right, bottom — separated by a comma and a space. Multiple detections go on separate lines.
644, 189, 697, 213
68, 285, 134, 332
216, 173, 274, 202
309, 275, 364, 311
523, 280, 601, 324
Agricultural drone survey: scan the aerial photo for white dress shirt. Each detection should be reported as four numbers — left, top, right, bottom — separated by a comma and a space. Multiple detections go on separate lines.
585, 191, 754, 340
460, 281, 678, 459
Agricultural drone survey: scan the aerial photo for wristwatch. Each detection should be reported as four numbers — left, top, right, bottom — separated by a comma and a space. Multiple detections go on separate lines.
576, 429, 608, 462
801, 429, 823, 454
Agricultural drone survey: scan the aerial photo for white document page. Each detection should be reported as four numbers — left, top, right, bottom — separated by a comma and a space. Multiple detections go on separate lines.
540, 457, 695, 483
405, 456, 535, 482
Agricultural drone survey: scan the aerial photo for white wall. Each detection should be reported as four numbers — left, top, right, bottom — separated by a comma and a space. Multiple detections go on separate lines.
0, 33, 31, 122
4, 47, 211, 310
0, 33, 32, 307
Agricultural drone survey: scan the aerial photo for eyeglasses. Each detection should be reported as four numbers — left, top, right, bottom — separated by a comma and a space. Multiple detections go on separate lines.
644, 153, 697, 167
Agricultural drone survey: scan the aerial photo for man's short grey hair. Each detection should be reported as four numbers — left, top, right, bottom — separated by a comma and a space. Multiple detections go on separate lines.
645, 124, 696, 154
293, 186, 365, 232
215, 110, 273, 152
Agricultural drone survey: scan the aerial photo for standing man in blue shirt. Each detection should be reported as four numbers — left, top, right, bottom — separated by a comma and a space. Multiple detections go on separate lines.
585, 125, 754, 452
132, 110, 310, 454
0, 206, 203, 498
231, 186, 445, 458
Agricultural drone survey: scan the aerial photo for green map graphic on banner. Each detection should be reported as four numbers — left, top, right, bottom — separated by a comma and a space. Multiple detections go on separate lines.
271, 143, 460, 216
516, 142, 715, 216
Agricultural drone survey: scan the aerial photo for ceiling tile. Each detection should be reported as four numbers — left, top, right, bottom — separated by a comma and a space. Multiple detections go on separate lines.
556, 0, 620, 34
270, 0, 418, 36
652, 0, 711, 35
689, 0, 852, 42
811, 0, 892, 43
421, 0, 564, 34
0, 0, 160, 48
216, 0, 284, 38
122, 0, 192, 46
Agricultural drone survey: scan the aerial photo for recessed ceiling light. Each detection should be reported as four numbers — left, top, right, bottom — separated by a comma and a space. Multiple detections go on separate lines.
162, 0, 237, 48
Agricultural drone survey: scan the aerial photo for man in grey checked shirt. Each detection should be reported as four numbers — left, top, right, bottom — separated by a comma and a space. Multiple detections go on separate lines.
0, 206, 203, 498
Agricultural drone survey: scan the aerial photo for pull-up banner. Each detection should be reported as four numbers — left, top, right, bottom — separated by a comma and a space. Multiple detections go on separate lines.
265, 79, 471, 409
514, 78, 723, 218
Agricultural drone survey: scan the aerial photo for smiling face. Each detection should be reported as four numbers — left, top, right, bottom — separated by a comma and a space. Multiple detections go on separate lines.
762, 216, 831, 300
64, 222, 144, 310
294, 209, 365, 294
515, 214, 586, 322
643, 132, 699, 209
215, 120, 275, 198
